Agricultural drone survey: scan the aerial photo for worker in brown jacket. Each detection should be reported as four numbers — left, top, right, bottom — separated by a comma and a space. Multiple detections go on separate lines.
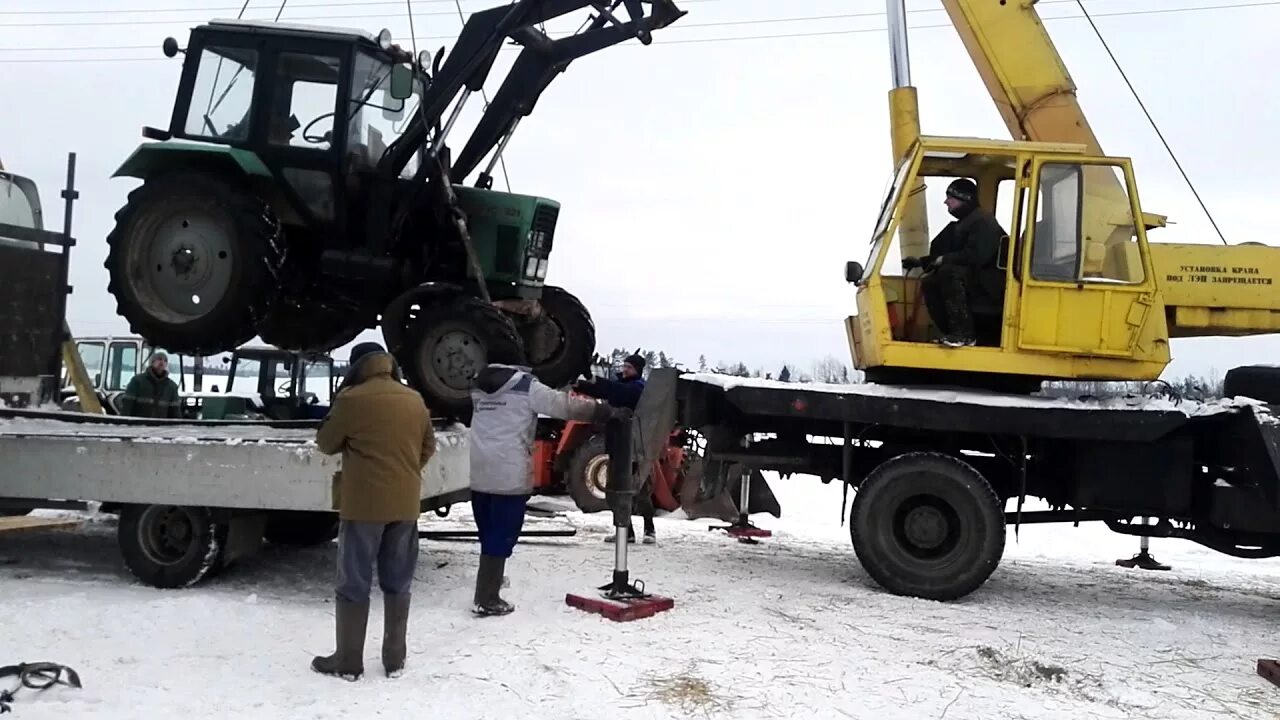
311, 341, 436, 681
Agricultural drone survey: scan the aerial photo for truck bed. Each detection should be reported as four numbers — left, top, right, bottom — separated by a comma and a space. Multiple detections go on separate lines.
0, 408, 471, 513
676, 372, 1272, 443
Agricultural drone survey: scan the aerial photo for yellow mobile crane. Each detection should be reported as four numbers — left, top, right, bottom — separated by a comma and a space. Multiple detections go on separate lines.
846, 0, 1280, 390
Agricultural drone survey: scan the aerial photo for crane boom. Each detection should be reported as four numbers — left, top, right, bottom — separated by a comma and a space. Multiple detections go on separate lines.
940, 0, 1167, 231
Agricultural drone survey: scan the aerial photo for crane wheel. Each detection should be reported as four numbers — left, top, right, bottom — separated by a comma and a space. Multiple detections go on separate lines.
1223, 365, 1280, 405
519, 285, 596, 389
401, 296, 527, 423
565, 433, 611, 514
117, 504, 226, 589
850, 452, 1005, 601
105, 170, 282, 355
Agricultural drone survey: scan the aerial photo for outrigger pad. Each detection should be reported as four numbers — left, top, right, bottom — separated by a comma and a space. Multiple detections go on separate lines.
1258, 659, 1280, 689
565, 591, 675, 622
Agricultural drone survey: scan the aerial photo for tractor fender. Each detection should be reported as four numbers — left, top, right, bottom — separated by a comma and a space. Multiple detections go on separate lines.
380, 282, 466, 355
113, 142, 272, 181
551, 420, 598, 473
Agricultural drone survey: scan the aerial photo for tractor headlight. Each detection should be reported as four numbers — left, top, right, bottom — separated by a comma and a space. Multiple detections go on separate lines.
536, 259, 549, 280
525, 257, 539, 278
377, 28, 394, 50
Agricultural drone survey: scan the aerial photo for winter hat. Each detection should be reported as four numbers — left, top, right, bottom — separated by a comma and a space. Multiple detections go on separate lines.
148, 351, 169, 363
945, 178, 978, 205
624, 353, 646, 374
349, 341, 385, 365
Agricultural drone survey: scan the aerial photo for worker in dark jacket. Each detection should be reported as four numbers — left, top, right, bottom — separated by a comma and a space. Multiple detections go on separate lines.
574, 354, 656, 544
117, 352, 183, 418
903, 178, 1008, 348
311, 341, 436, 680
469, 362, 613, 616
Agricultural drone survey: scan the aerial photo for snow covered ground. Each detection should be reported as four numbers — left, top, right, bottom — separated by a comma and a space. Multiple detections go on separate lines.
3, 477, 1280, 719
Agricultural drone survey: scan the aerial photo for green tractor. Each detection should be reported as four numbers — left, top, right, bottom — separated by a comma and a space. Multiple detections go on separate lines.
103, 1, 685, 419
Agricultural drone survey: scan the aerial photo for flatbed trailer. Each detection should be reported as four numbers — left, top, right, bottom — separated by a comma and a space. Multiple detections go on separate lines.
667, 370, 1280, 601
0, 407, 470, 588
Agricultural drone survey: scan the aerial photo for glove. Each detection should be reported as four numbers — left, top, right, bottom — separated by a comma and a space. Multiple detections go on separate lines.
902, 256, 921, 271
572, 376, 597, 394
590, 401, 617, 424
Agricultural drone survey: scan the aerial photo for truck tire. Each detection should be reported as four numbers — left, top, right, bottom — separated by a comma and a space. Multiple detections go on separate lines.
520, 286, 596, 389
105, 171, 282, 355
256, 302, 366, 353
402, 296, 527, 421
263, 511, 340, 547
850, 452, 1005, 601
566, 433, 611, 513
118, 504, 224, 589
1223, 366, 1280, 404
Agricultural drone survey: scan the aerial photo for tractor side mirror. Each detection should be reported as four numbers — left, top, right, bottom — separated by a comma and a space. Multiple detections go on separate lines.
162, 37, 183, 58
389, 64, 414, 100
845, 261, 864, 284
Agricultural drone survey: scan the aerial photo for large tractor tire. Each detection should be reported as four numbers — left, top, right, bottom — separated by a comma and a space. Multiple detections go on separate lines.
850, 452, 1005, 602
402, 296, 527, 421
256, 301, 367, 353
105, 171, 283, 355
565, 433, 611, 513
519, 285, 595, 389
1223, 365, 1280, 404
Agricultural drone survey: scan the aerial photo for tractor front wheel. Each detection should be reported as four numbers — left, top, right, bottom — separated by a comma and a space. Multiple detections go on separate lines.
519, 286, 595, 389
105, 171, 282, 355
565, 433, 611, 513
402, 297, 527, 421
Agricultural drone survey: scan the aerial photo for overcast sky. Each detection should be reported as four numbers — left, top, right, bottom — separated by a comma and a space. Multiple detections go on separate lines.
1, 0, 1276, 379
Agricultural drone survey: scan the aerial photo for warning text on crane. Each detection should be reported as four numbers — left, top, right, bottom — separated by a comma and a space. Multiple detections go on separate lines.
1165, 265, 1273, 286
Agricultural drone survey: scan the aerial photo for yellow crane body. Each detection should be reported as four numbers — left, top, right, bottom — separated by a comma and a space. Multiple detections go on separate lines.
846, 0, 1280, 387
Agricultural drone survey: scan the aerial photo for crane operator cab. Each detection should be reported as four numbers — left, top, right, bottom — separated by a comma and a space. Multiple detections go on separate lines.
844, 135, 1171, 392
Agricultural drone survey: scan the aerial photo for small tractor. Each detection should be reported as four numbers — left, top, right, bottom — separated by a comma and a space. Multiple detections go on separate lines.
102, 1, 685, 419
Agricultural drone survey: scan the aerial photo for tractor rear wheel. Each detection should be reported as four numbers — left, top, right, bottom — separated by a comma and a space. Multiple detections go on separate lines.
519, 286, 595, 389
402, 296, 527, 421
105, 171, 282, 355
256, 301, 367, 353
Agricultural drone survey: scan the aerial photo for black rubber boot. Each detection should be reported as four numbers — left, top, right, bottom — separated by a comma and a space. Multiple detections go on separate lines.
472, 555, 514, 617
312, 596, 369, 681
382, 592, 411, 677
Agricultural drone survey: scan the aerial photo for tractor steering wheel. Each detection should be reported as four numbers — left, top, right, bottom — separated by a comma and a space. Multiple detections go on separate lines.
301, 112, 336, 145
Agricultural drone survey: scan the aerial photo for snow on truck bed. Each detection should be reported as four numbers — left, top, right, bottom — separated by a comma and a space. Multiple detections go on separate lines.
684, 372, 1273, 419
3, 481, 1280, 720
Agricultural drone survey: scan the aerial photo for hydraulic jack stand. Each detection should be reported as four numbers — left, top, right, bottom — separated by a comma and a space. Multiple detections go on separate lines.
709, 439, 772, 544
1116, 525, 1171, 571
566, 411, 675, 622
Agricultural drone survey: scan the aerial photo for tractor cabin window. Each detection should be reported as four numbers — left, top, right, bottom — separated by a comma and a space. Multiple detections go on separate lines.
272, 53, 342, 150
1031, 162, 1145, 285
348, 51, 406, 169
185, 46, 258, 141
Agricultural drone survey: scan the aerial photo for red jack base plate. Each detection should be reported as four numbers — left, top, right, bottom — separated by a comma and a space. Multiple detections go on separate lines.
726, 526, 772, 538
565, 592, 675, 622
1259, 659, 1280, 688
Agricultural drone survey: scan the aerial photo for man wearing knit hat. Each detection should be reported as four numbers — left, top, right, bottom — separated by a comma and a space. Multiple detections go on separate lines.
311, 340, 436, 681
573, 352, 657, 544
117, 351, 183, 418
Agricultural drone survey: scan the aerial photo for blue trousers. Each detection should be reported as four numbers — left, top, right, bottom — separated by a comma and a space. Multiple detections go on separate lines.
334, 519, 419, 603
471, 491, 529, 558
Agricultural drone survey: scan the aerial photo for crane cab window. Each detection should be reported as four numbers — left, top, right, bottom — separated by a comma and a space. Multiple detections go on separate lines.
1029, 162, 1145, 285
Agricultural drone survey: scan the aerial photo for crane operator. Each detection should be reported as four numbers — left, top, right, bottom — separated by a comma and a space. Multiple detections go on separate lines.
902, 178, 1008, 348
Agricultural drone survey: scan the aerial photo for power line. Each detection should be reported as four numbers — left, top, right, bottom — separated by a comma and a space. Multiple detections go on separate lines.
1, 0, 1275, 61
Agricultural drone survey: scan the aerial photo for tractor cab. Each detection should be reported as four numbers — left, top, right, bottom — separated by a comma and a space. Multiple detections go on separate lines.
212, 345, 337, 420
845, 135, 1171, 390
145, 19, 418, 230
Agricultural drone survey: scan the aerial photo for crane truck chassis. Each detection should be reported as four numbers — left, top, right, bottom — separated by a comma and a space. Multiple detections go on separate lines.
620, 368, 1280, 602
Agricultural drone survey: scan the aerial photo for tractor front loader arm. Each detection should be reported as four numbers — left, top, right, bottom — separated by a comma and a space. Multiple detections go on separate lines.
450, 0, 688, 184
379, 0, 684, 178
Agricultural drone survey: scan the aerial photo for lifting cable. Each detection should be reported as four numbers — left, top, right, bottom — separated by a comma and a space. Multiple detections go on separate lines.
1075, 0, 1229, 245
450, 0, 513, 192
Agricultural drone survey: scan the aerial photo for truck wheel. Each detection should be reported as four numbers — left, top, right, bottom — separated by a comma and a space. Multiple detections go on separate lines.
402, 296, 527, 421
256, 302, 366, 353
263, 511, 340, 546
850, 452, 1005, 601
118, 504, 224, 589
105, 170, 282, 355
566, 433, 611, 513
1223, 366, 1280, 404
520, 286, 596, 389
